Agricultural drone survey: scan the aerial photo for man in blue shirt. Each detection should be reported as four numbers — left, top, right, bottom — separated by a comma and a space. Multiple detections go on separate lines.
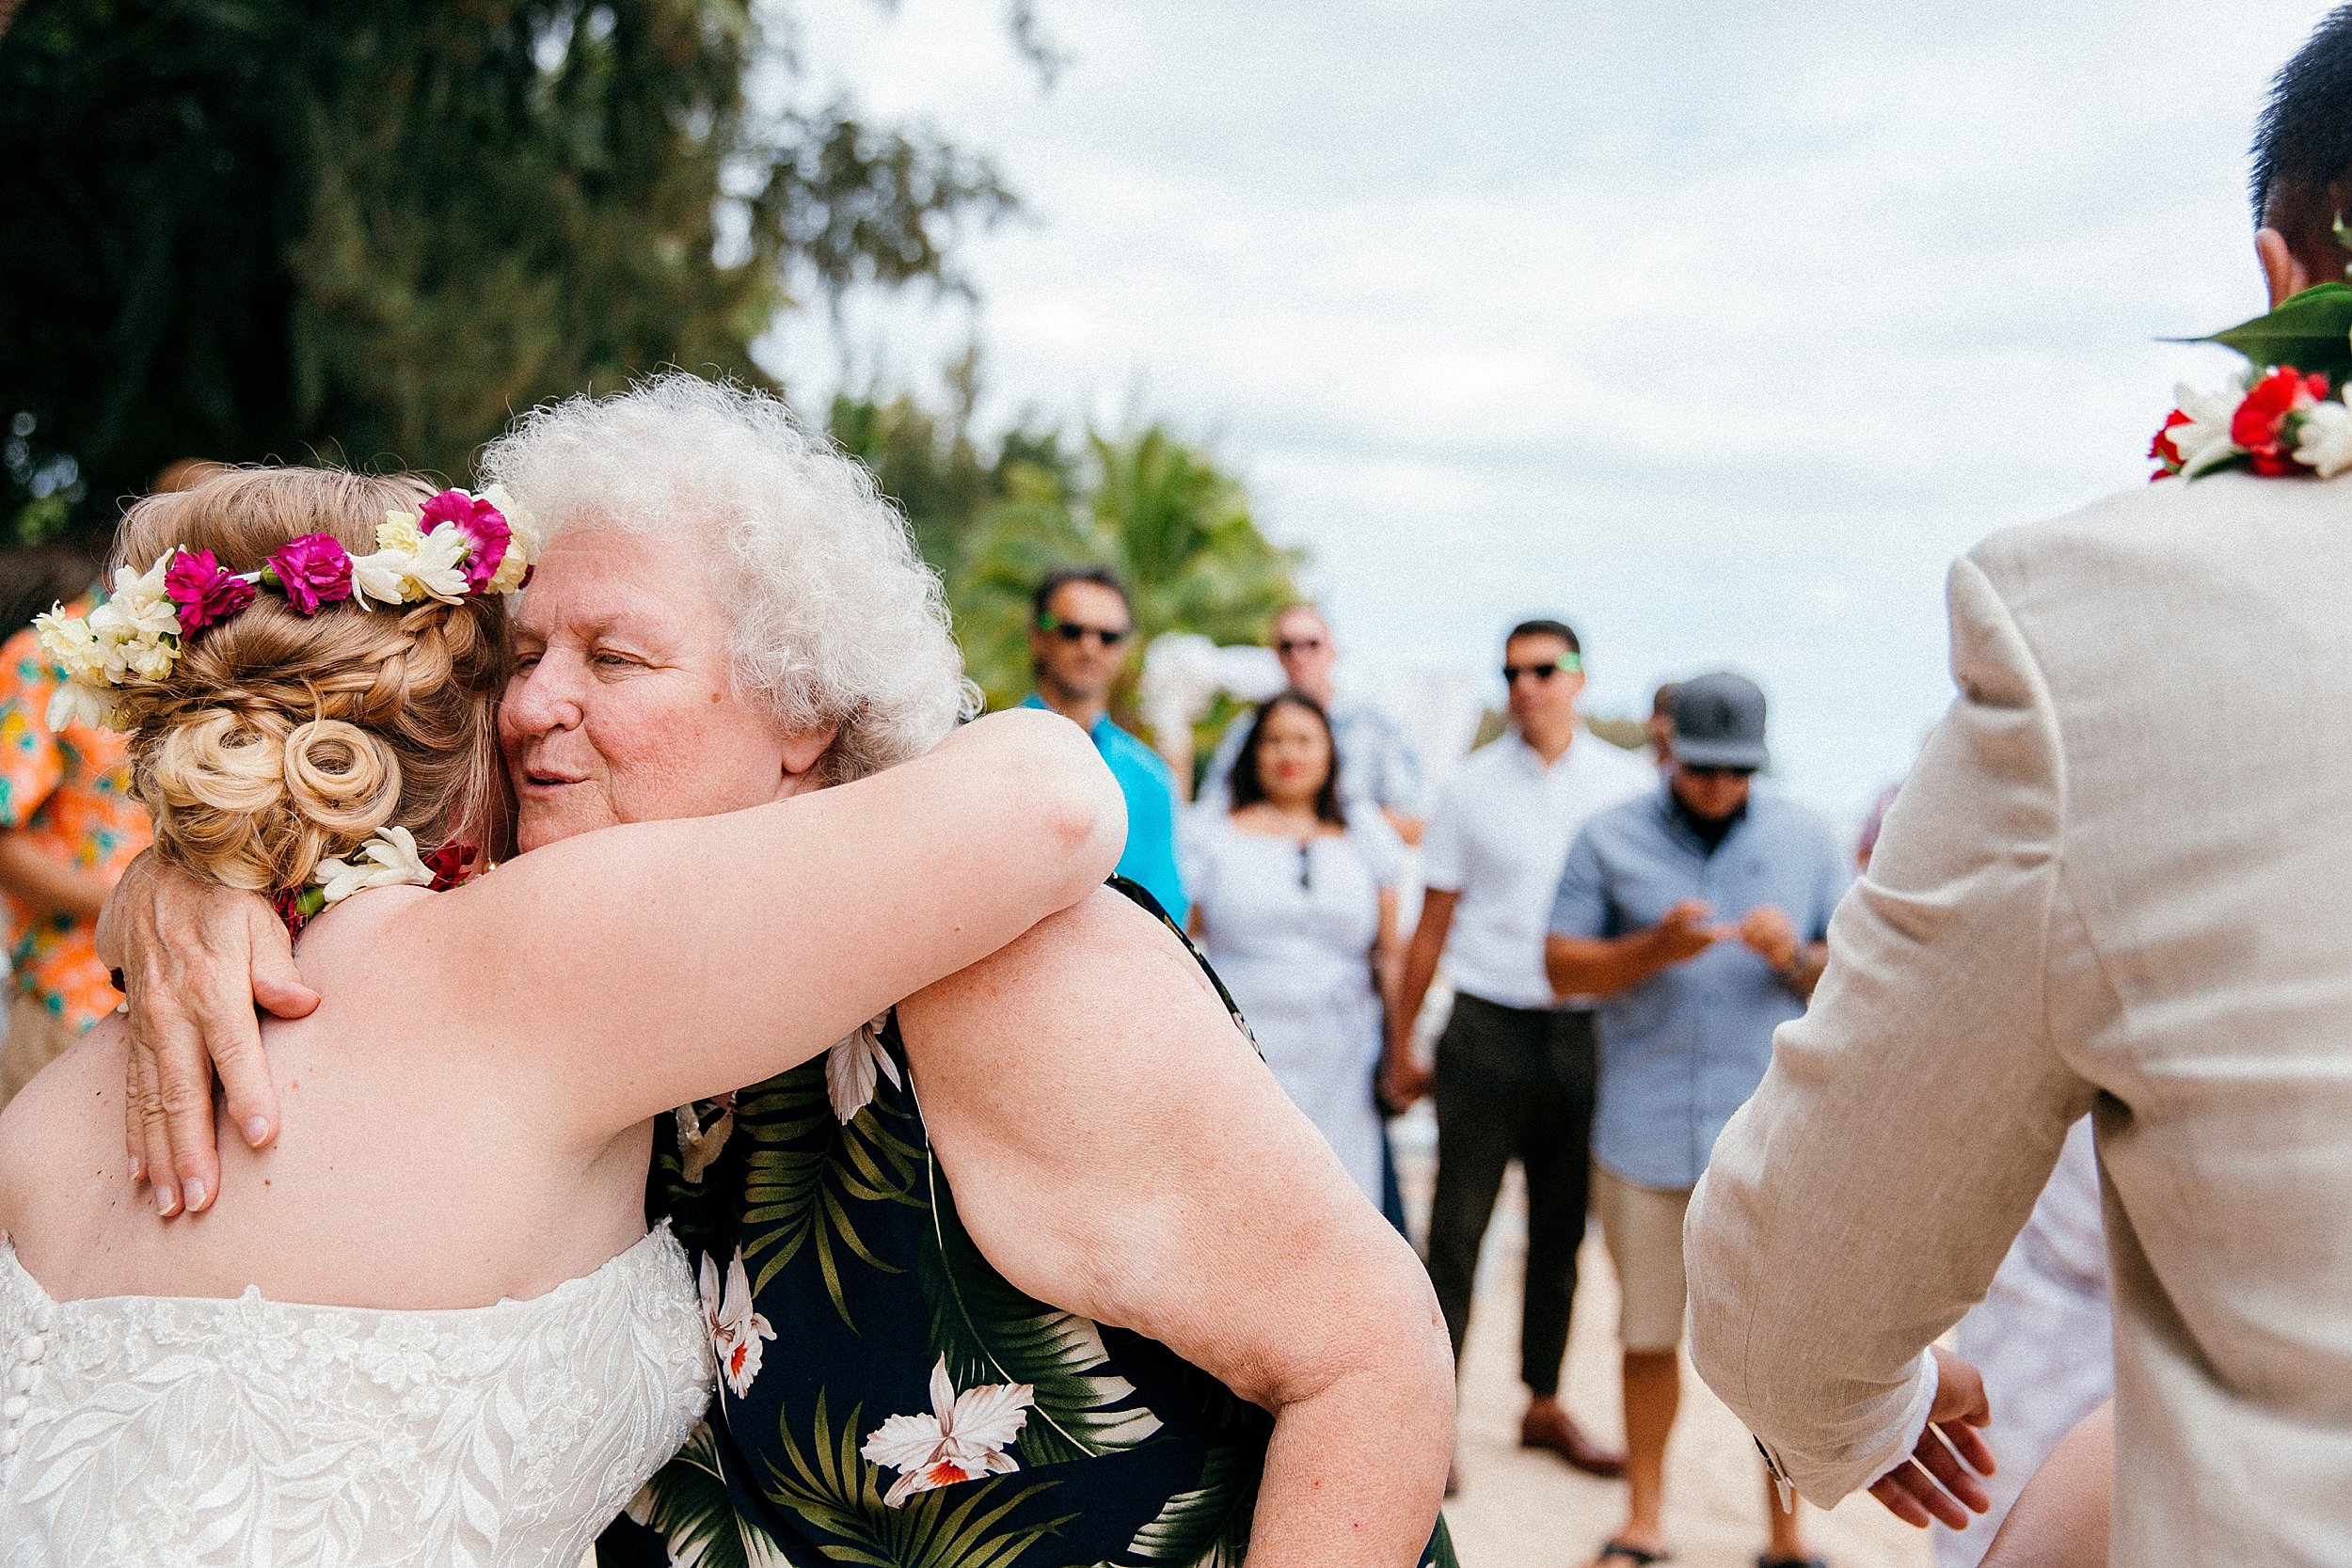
1543, 673, 1849, 1568
1020, 564, 1187, 922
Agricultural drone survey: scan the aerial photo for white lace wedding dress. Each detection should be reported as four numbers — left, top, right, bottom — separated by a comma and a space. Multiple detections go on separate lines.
0, 1223, 713, 1566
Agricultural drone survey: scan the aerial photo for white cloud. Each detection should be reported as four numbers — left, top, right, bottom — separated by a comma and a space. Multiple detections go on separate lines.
764, 0, 2337, 819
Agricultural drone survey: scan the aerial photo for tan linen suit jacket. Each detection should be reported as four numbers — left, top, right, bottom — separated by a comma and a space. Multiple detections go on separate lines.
1686, 470, 2352, 1566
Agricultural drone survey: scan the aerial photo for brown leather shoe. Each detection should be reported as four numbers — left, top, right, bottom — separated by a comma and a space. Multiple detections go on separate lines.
1520, 1403, 1627, 1479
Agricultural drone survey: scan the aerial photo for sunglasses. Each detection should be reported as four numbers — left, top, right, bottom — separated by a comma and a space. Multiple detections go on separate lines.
1277, 637, 1327, 655
1037, 613, 1130, 647
1502, 653, 1584, 684
1682, 764, 1757, 781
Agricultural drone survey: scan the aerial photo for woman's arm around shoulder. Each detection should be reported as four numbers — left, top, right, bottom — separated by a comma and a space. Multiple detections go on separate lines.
414, 707, 1126, 1144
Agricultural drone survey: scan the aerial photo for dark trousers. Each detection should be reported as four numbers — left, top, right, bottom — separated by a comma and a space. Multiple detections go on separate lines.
1422, 992, 1598, 1400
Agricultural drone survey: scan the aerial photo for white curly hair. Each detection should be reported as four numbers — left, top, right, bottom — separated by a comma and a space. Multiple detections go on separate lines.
480, 373, 976, 784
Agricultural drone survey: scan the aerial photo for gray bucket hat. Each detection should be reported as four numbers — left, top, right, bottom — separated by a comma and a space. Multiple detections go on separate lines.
1671, 672, 1769, 770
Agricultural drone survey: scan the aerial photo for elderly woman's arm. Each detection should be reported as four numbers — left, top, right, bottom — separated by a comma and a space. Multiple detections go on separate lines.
898, 888, 1455, 1566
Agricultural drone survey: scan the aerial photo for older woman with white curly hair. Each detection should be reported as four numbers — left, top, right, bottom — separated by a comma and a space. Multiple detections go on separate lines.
103, 374, 1458, 1568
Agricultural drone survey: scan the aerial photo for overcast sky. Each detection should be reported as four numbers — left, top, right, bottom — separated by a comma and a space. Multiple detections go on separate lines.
762, 0, 2337, 819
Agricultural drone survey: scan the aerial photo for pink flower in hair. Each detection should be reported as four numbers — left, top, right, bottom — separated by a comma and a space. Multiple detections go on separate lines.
419, 488, 511, 593
265, 533, 355, 615
164, 548, 257, 632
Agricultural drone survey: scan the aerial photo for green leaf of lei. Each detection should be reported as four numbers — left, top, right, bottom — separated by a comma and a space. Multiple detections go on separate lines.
2180, 282, 2352, 382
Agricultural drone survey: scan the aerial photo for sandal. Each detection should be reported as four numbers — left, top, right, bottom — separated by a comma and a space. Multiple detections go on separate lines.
1594, 1543, 1671, 1567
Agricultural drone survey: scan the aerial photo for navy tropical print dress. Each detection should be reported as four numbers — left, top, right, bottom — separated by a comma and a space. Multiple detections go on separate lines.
598, 880, 1455, 1568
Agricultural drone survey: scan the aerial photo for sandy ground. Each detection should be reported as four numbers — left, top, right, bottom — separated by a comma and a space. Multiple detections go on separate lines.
1392, 1110, 1933, 1568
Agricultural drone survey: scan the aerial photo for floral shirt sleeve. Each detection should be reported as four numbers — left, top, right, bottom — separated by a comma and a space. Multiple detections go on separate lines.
0, 613, 153, 1033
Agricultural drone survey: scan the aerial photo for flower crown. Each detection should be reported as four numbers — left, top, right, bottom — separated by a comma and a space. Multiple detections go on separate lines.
32, 485, 540, 734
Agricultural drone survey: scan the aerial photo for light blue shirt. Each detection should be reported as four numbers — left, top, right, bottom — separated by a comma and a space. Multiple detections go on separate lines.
1022, 695, 1188, 923
1548, 783, 1849, 1191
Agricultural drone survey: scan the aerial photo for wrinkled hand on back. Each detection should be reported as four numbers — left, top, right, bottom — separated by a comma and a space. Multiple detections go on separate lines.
100, 850, 319, 1218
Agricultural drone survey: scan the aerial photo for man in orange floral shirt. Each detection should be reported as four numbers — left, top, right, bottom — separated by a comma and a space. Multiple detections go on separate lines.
0, 594, 154, 1105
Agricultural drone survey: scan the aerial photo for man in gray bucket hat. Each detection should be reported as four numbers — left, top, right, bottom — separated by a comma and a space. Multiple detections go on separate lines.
1542, 672, 1851, 1568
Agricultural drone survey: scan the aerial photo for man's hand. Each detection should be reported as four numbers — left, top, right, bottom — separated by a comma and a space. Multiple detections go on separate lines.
1867, 1346, 1995, 1529
102, 851, 317, 1216
1652, 898, 1720, 964
1735, 905, 1799, 970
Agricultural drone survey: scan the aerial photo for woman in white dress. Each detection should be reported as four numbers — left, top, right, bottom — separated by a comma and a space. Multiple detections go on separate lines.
0, 464, 1122, 1563
1186, 690, 1401, 1206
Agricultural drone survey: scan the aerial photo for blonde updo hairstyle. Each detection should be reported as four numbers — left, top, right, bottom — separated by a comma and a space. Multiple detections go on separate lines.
110, 467, 509, 895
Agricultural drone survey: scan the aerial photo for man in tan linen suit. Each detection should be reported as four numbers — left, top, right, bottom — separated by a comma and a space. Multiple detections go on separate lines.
1685, 18, 2352, 1563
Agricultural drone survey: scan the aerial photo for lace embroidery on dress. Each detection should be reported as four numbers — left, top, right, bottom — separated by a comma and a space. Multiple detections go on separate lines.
0, 1224, 714, 1567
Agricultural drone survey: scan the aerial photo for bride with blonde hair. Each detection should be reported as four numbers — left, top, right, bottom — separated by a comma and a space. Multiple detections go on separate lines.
0, 465, 1122, 1560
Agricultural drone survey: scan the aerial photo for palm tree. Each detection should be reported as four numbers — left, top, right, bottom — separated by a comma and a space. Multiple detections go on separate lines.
952, 426, 1301, 722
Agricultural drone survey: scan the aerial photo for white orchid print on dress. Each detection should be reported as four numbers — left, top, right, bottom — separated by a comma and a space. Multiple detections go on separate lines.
860, 1356, 1036, 1508
699, 1248, 777, 1399
824, 1013, 899, 1124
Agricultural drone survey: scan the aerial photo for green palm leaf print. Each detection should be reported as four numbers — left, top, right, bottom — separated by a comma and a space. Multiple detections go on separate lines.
624, 1420, 795, 1568
739, 1066, 928, 1327
762, 1388, 1078, 1568
1121, 1435, 1258, 1566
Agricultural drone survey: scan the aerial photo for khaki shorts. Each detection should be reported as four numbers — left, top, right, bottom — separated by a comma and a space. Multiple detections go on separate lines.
1593, 1164, 1695, 1354
0, 992, 84, 1110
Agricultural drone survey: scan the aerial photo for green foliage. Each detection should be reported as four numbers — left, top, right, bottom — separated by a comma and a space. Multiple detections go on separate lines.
954, 428, 1303, 716
625, 1419, 789, 1568
737, 1068, 927, 1327
824, 381, 1301, 733
2187, 283, 2352, 384
1119, 1433, 1258, 1565
826, 351, 1073, 580
0, 0, 1018, 546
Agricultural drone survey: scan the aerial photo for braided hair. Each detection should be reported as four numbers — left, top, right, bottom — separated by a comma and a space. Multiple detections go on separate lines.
109, 468, 510, 893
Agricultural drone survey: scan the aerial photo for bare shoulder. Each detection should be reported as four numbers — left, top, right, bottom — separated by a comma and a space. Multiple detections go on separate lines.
0, 1019, 126, 1235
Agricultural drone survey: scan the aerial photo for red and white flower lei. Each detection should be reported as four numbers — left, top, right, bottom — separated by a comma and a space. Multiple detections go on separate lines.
2151, 364, 2352, 482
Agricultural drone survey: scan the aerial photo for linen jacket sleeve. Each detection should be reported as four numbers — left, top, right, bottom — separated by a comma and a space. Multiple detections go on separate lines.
1683, 549, 2098, 1505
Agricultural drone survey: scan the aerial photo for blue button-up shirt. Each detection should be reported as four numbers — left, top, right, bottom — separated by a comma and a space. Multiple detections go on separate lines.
1022, 695, 1188, 923
1548, 783, 1849, 1191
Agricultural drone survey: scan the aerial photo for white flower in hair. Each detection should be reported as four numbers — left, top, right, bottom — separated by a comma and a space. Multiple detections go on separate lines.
350, 515, 421, 609
43, 674, 118, 735
94, 558, 178, 637
35, 609, 109, 685
352, 513, 467, 607
313, 825, 436, 905
404, 525, 472, 604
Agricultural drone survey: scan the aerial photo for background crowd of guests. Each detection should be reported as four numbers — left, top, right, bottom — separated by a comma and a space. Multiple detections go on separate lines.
1015, 554, 1887, 1568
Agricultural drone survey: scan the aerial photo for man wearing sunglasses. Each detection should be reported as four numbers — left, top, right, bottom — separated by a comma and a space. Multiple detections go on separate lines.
1021, 563, 1188, 921
1389, 616, 1654, 1488
1195, 603, 1427, 843
1542, 672, 1848, 1568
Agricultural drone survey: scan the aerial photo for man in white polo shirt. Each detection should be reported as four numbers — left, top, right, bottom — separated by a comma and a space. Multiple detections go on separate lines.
1386, 616, 1654, 1484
